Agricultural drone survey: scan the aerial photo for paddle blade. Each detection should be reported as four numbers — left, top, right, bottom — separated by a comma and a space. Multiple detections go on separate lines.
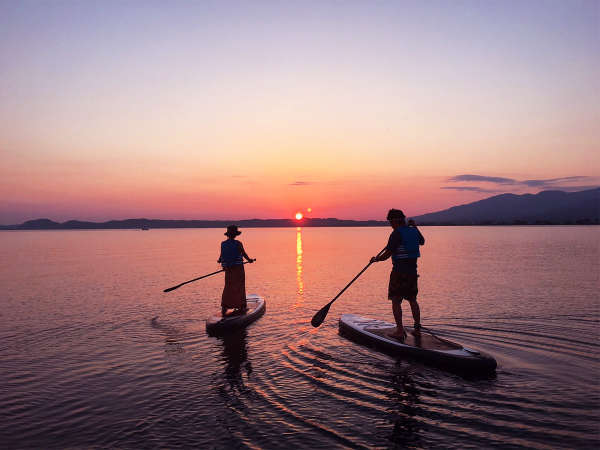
311, 302, 332, 327
163, 285, 180, 293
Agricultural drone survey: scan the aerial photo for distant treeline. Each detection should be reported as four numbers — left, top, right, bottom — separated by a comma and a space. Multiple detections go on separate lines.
3, 188, 598, 230
0, 217, 387, 230
1, 217, 598, 230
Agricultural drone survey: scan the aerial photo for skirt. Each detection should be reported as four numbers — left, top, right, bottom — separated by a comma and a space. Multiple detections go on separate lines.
222, 264, 247, 309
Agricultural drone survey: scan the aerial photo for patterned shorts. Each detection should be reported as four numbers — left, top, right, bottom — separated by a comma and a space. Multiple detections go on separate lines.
388, 270, 418, 302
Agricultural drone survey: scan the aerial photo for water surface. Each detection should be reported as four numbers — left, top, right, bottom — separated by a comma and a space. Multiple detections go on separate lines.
1, 226, 598, 448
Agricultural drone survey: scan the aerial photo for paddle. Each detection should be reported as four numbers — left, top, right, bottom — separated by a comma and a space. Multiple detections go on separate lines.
311, 248, 386, 327
163, 260, 253, 293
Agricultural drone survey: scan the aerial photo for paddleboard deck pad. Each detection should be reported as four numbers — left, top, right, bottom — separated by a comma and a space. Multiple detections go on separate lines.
206, 294, 265, 336
339, 314, 496, 373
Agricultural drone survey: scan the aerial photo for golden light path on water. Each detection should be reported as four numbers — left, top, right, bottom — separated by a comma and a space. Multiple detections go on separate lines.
295, 227, 304, 305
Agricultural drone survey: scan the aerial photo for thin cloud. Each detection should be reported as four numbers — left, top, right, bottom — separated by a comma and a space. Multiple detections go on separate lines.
447, 174, 597, 190
542, 185, 600, 192
447, 175, 516, 184
521, 176, 591, 187
289, 181, 314, 186
441, 186, 500, 193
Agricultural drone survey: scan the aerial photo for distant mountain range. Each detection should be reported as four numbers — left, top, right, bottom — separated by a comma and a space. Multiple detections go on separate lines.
413, 187, 599, 225
1, 188, 598, 229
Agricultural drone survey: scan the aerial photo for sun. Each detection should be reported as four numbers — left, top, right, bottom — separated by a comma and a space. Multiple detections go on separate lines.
295, 212, 303, 220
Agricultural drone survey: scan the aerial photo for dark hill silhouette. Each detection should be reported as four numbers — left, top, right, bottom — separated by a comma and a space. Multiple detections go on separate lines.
1, 188, 598, 229
413, 188, 599, 225
18, 218, 62, 229
2, 217, 387, 230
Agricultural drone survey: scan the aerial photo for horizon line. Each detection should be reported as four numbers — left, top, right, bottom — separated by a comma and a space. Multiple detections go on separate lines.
3, 186, 597, 227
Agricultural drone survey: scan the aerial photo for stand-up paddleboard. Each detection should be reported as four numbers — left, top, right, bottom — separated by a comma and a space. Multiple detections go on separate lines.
206, 294, 266, 336
339, 314, 496, 373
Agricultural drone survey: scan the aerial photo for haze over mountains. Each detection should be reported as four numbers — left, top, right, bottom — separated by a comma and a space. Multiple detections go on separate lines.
2, 188, 598, 229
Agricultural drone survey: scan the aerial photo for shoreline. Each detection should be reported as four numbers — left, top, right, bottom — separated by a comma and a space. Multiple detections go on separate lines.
1, 222, 598, 230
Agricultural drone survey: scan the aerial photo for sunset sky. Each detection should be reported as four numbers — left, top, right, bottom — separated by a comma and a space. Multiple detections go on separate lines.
1, 0, 599, 224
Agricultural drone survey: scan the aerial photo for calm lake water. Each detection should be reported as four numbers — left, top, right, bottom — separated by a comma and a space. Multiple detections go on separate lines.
1, 226, 598, 449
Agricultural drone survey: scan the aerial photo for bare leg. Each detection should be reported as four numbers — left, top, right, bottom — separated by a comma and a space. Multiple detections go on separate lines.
389, 300, 406, 340
408, 299, 420, 325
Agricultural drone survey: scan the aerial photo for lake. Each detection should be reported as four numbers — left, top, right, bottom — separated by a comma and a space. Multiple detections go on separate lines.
1, 226, 598, 448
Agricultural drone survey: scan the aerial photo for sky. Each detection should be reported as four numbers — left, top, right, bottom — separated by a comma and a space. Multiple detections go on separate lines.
1, 0, 599, 224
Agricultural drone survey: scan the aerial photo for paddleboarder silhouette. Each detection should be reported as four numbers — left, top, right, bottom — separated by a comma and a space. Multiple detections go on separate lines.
371, 209, 425, 341
218, 225, 255, 317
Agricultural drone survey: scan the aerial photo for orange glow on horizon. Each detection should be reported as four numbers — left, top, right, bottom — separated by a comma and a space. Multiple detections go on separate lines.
0, 2, 597, 226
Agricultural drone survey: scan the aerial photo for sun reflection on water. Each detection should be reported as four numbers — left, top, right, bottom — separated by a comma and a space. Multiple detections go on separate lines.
295, 227, 304, 303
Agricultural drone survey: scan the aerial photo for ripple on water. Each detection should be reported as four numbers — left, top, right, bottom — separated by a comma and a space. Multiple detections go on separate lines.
1, 227, 598, 449
252, 315, 600, 449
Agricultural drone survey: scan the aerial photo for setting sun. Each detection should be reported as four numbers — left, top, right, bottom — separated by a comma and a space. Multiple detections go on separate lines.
0, 2, 597, 449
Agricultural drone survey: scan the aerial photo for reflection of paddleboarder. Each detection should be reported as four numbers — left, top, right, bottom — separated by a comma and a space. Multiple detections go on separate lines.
389, 364, 421, 447
371, 209, 425, 341
218, 225, 255, 317
219, 328, 252, 388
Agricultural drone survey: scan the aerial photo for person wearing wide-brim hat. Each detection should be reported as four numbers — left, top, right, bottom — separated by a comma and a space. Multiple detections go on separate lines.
218, 225, 255, 316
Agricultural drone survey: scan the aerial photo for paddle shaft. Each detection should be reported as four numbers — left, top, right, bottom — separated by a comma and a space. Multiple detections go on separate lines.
311, 247, 386, 327
163, 261, 251, 293
331, 247, 386, 305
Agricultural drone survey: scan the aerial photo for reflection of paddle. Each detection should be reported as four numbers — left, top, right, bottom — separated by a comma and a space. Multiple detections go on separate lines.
311, 248, 386, 327
163, 260, 253, 293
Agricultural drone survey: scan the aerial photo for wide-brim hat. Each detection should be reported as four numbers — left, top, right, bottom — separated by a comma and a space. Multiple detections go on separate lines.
225, 225, 242, 236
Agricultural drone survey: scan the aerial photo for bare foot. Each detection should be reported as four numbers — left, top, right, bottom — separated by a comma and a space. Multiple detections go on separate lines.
387, 328, 407, 341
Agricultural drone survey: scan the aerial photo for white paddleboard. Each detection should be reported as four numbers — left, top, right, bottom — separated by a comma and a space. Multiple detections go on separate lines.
339, 314, 496, 373
206, 294, 266, 336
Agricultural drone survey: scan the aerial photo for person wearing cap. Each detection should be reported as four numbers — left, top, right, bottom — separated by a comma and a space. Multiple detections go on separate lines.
371, 209, 425, 340
218, 225, 255, 316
